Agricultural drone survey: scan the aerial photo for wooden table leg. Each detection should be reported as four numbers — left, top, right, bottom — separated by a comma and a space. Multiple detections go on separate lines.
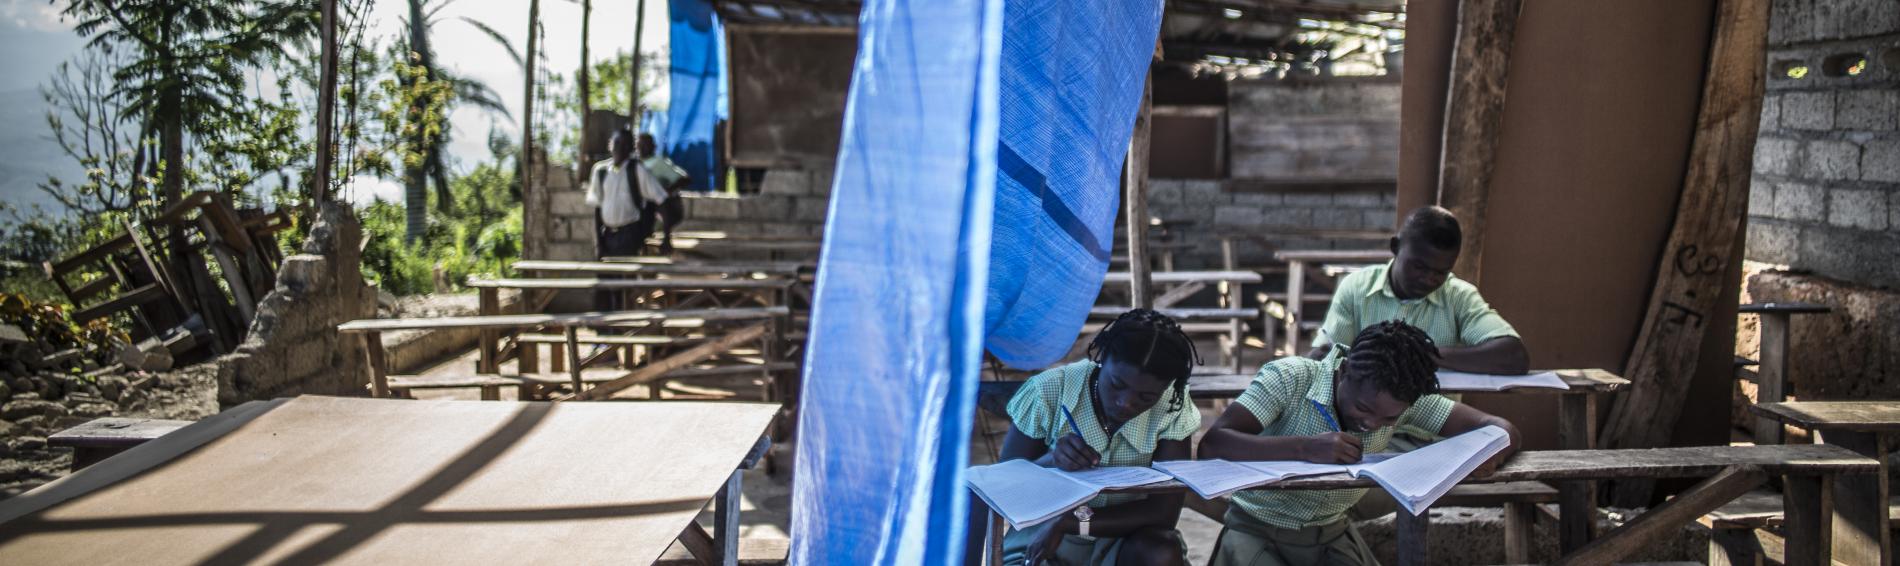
988, 510, 1005, 566
1556, 393, 1598, 553
1752, 312, 1789, 445
1396, 507, 1429, 566
1283, 260, 1305, 354
713, 468, 742, 566
564, 327, 584, 395
1782, 473, 1834, 566
1503, 501, 1533, 564
1819, 429, 1888, 566
478, 288, 499, 374
360, 331, 389, 398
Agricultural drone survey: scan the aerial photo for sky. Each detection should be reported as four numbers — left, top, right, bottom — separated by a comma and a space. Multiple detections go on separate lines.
0, 0, 672, 210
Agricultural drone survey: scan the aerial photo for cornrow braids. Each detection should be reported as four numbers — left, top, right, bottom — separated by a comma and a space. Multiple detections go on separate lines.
1086, 308, 1201, 412
1343, 320, 1441, 403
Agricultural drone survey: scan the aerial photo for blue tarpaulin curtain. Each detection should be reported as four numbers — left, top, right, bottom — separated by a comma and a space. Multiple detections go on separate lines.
790, 0, 1163, 563
983, 0, 1165, 369
665, 0, 726, 190
788, 0, 1002, 562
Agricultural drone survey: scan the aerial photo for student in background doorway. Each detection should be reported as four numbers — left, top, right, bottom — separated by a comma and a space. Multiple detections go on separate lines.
1305, 206, 1529, 375
585, 128, 665, 311
636, 133, 691, 254
1201, 321, 1522, 566
966, 309, 1202, 566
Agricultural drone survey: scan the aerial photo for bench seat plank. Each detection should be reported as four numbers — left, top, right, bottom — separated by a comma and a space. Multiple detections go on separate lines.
467, 278, 792, 290
337, 306, 789, 333
1087, 307, 1254, 320
386, 363, 799, 390
48, 418, 192, 448
1752, 401, 1900, 433
1103, 270, 1263, 284
514, 259, 808, 276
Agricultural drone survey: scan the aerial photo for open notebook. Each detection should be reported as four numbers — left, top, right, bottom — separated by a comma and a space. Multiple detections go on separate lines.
1155, 425, 1511, 515
965, 460, 1174, 529
1436, 370, 1569, 391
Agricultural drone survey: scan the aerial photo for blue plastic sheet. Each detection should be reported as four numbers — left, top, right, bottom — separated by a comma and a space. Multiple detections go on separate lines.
788, 0, 1002, 563
982, 0, 1165, 369
664, 0, 725, 190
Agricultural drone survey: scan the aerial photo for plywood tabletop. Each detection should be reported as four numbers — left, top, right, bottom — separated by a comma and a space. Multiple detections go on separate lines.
0, 396, 779, 565
1751, 401, 1900, 432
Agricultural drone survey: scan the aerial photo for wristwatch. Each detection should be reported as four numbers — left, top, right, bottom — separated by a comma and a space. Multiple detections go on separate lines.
1072, 505, 1094, 538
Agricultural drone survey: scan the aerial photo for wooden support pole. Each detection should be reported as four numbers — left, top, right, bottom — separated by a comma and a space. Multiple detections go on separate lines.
631, 0, 648, 112
1124, 60, 1156, 309
1782, 473, 1835, 566
478, 288, 500, 374
1435, 0, 1525, 284
565, 326, 583, 394
1819, 429, 1889, 566
1395, 508, 1430, 566
312, 0, 338, 205
1600, 0, 1769, 507
714, 470, 742, 566
360, 332, 388, 397
1557, 465, 1766, 566
1557, 393, 1599, 552
1503, 501, 1533, 564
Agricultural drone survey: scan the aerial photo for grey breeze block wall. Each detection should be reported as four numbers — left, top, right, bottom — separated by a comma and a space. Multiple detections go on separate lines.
1746, 0, 1900, 289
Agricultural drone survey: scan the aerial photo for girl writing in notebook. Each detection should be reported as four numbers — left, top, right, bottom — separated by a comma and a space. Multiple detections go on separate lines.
977, 309, 1201, 566
1198, 320, 1521, 566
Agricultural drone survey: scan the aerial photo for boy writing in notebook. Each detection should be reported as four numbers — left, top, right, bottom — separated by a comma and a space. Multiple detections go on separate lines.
1201, 321, 1521, 566
974, 309, 1202, 566
1305, 206, 1529, 376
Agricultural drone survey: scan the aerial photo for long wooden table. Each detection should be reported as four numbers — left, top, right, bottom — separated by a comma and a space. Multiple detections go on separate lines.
1752, 401, 1898, 565
513, 259, 809, 278
1271, 249, 1393, 354
466, 278, 797, 377
1101, 270, 1265, 373
0, 396, 779, 566
977, 444, 1878, 566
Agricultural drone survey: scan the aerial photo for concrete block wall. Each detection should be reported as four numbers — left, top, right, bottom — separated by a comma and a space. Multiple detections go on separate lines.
1226, 78, 1401, 183
1145, 180, 1395, 270
674, 165, 835, 252
1746, 0, 1900, 288
215, 203, 376, 404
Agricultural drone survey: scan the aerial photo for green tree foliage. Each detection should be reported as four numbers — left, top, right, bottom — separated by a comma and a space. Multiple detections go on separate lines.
358, 161, 521, 295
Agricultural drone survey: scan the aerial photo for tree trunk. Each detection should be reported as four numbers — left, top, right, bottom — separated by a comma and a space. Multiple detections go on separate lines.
631, 0, 647, 112
402, 0, 431, 241
520, 0, 541, 206
579, 0, 592, 174
158, 91, 185, 205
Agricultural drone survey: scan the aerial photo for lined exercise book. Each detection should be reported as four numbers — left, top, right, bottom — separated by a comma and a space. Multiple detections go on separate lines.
1436, 370, 1570, 391
1155, 426, 1511, 515
964, 459, 1174, 530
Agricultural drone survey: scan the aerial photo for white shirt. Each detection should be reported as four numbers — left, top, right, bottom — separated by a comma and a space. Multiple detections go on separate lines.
585, 158, 667, 228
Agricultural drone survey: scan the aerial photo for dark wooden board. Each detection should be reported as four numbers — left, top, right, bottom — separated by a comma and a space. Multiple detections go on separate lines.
47, 418, 192, 449
1086, 307, 1255, 320
1736, 302, 1831, 314
1103, 270, 1263, 284
466, 278, 792, 290
1751, 402, 1900, 432
512, 260, 808, 276
336, 307, 789, 332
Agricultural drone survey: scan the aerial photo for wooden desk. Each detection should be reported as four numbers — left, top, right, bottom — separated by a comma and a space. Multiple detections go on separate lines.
1271, 249, 1393, 354
1752, 401, 1897, 565
466, 278, 797, 376
1102, 270, 1265, 373
977, 444, 1876, 566
0, 397, 778, 566
1736, 302, 1831, 445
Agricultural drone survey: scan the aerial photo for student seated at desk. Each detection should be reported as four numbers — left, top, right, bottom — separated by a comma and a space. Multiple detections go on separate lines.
1202, 321, 1521, 566
991, 309, 1202, 566
1305, 206, 1529, 376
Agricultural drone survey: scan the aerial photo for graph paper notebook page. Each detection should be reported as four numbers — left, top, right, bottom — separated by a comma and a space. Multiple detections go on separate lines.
1154, 426, 1509, 514
1436, 370, 1569, 391
965, 459, 1174, 529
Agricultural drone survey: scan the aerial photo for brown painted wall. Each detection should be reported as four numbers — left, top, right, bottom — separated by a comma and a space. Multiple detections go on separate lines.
1400, 0, 1739, 451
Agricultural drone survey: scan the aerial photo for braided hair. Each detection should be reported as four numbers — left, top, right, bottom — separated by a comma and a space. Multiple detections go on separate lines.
1086, 308, 1201, 412
1342, 320, 1441, 403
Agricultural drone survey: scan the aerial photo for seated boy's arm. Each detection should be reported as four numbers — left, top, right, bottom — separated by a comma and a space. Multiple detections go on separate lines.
1199, 403, 1362, 464
1436, 335, 1530, 375
1439, 402, 1522, 476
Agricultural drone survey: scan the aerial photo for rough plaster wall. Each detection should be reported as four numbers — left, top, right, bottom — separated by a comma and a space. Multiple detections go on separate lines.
215, 203, 375, 404
726, 29, 856, 167
1227, 79, 1402, 184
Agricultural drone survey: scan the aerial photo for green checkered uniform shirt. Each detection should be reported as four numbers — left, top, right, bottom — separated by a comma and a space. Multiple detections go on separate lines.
1311, 261, 1519, 353
1227, 352, 1455, 529
1007, 359, 1201, 507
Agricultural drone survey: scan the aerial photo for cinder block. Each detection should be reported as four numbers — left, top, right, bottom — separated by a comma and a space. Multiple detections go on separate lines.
1746, 219, 1800, 265
1750, 176, 1778, 217
1828, 187, 1888, 230
1754, 137, 1801, 176
1781, 91, 1835, 131
1260, 208, 1313, 228
1282, 193, 1333, 207
759, 169, 811, 196
1835, 0, 1900, 39
1775, 181, 1828, 221
1230, 191, 1283, 207
795, 196, 832, 223
688, 195, 740, 220
1891, 191, 1900, 229
1770, 0, 1818, 45
1365, 210, 1397, 232
1182, 180, 1229, 206
1861, 138, 1900, 183
1802, 139, 1860, 181
1313, 208, 1364, 231
1147, 180, 1184, 203
740, 195, 796, 221
1213, 205, 1266, 227
551, 190, 590, 217
1836, 89, 1898, 131
1759, 94, 1781, 132
1332, 191, 1384, 208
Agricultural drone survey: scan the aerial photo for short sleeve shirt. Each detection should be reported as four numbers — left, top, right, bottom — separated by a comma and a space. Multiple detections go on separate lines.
1313, 261, 1519, 352
1226, 352, 1456, 529
1006, 359, 1201, 507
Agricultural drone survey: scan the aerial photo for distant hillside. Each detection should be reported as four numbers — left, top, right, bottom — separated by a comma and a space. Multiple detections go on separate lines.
0, 88, 80, 220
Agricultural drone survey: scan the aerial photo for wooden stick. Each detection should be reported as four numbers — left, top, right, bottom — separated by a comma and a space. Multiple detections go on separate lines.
1557, 465, 1766, 566
1123, 37, 1158, 310
361, 332, 389, 398
1436, 0, 1525, 285
1599, 0, 1769, 506
1751, 311, 1789, 445
565, 326, 583, 394
561, 323, 770, 401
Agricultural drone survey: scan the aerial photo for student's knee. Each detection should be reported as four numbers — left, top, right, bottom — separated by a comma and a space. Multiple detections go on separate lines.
1118, 529, 1185, 566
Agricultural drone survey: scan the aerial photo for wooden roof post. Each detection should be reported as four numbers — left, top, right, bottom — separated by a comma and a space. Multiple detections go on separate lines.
1435, 0, 1525, 285
312, 0, 338, 206
1125, 37, 1161, 309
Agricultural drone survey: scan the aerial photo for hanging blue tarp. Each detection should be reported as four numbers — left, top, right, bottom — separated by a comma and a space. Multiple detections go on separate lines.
788, 0, 1002, 563
664, 0, 725, 190
982, 0, 1165, 369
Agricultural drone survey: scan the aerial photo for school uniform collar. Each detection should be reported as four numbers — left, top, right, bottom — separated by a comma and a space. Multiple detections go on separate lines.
1370, 260, 1446, 306
1304, 350, 1345, 406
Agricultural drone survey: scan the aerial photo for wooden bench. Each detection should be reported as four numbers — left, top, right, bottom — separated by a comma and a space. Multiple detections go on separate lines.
338, 307, 788, 399
386, 362, 799, 401
514, 259, 810, 278
1100, 270, 1265, 373
1747, 401, 1899, 565
978, 444, 1879, 566
1272, 249, 1394, 354
1735, 302, 1831, 446
47, 417, 192, 471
